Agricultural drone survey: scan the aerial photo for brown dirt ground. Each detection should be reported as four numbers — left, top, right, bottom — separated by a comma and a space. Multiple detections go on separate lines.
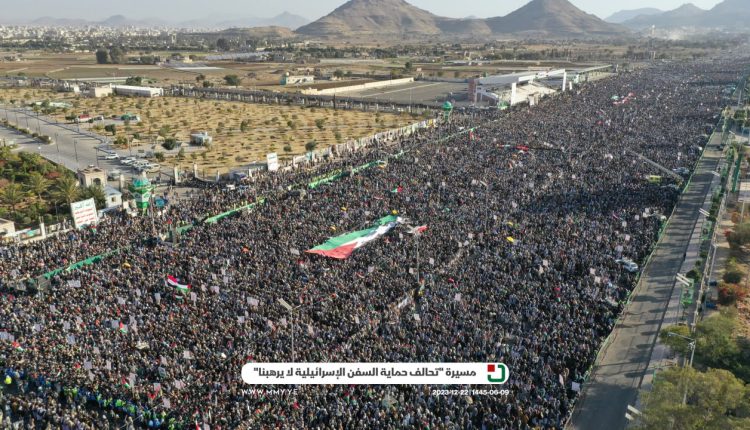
0, 87, 424, 173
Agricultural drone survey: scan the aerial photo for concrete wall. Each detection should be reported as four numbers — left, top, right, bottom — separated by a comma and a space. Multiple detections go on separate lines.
302, 77, 415, 96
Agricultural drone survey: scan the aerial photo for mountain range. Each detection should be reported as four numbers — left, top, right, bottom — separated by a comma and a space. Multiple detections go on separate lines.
296, 0, 629, 39
605, 8, 663, 23
619, 0, 749, 30
10, 0, 748, 38
23, 12, 309, 30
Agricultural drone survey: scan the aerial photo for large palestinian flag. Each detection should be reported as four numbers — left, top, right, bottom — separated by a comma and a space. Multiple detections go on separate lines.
307, 215, 402, 259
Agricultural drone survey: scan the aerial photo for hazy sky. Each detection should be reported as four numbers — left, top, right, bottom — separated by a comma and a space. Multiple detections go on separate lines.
0, 0, 725, 22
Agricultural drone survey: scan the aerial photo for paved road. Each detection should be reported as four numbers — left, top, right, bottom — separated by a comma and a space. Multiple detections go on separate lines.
568, 143, 723, 430
0, 106, 170, 182
342, 81, 467, 105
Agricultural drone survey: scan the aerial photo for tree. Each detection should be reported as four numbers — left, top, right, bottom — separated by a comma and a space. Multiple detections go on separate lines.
216, 38, 230, 51
202, 80, 213, 88
728, 223, 750, 249
158, 125, 171, 138
104, 124, 117, 136
224, 75, 241, 86
177, 148, 185, 160
109, 46, 127, 64
1, 182, 26, 218
305, 140, 318, 152
162, 137, 177, 151
26, 172, 50, 203
53, 176, 80, 212
153, 152, 165, 162
82, 185, 106, 209
114, 135, 128, 147
635, 367, 750, 430
315, 119, 326, 130
96, 49, 109, 64
196, 74, 206, 82
333, 70, 345, 79
240, 120, 250, 133
695, 309, 742, 370
125, 76, 143, 86
404, 61, 413, 72
659, 325, 692, 356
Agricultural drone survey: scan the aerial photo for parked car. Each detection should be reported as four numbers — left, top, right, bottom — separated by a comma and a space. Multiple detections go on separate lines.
107, 169, 122, 180
615, 258, 639, 273
672, 167, 690, 176
104, 153, 119, 160
121, 157, 137, 165
145, 163, 161, 172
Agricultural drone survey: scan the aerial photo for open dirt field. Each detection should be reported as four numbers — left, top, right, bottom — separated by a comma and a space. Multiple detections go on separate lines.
0, 87, 422, 173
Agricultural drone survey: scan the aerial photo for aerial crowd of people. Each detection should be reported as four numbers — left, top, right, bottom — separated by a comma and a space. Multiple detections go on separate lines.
0, 58, 744, 429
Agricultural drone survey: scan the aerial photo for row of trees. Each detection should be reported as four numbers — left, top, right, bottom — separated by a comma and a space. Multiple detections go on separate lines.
95, 46, 127, 64
639, 309, 750, 429
0, 149, 105, 227
640, 194, 750, 428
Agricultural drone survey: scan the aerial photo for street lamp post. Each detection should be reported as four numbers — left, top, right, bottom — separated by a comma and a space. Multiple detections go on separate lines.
73, 139, 79, 170
278, 294, 336, 362
666, 331, 696, 405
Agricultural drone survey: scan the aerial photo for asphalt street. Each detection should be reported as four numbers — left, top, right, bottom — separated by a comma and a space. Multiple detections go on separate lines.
0, 106, 171, 182
568, 143, 723, 430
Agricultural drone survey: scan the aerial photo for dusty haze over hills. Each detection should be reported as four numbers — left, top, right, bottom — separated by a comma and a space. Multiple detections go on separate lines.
622, 0, 750, 29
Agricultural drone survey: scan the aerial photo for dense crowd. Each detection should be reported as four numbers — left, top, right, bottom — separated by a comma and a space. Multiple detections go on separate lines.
0, 59, 744, 429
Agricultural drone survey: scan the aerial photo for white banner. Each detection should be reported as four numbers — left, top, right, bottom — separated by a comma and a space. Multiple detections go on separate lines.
242, 363, 509, 385
71, 198, 98, 229
266, 153, 279, 172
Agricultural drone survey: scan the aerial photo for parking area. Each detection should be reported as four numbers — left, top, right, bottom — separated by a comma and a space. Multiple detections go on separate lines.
339, 81, 467, 105
1, 107, 172, 185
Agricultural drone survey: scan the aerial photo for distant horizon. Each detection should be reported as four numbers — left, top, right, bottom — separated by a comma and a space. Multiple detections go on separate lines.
0, 0, 726, 25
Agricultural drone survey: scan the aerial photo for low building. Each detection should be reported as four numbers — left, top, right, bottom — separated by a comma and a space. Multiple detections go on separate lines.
0, 218, 15, 240
281, 74, 314, 86
112, 85, 164, 97
77, 166, 107, 188
89, 86, 114, 98
104, 185, 123, 209
190, 131, 213, 146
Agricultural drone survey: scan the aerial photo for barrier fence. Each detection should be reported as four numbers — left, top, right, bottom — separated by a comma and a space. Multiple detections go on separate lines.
566, 117, 724, 427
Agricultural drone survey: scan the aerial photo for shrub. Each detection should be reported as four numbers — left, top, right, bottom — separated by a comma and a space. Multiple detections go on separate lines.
162, 138, 177, 151
718, 284, 748, 306
723, 270, 744, 284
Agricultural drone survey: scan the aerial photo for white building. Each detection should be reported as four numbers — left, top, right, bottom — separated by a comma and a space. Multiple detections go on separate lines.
281, 74, 314, 86
104, 186, 123, 209
0, 218, 15, 241
190, 131, 213, 146
468, 70, 568, 107
89, 86, 114, 98
112, 85, 164, 97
